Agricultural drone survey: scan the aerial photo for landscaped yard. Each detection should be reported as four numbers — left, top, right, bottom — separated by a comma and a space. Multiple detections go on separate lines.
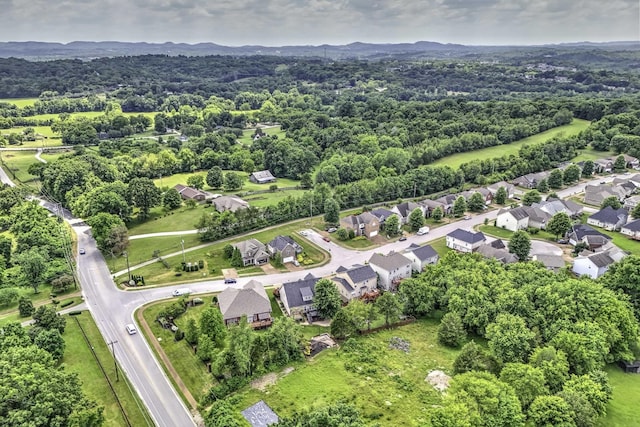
432, 119, 590, 169
64, 312, 152, 427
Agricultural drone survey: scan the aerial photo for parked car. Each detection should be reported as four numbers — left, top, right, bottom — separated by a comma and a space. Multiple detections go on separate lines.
322, 236, 331, 242
224, 278, 237, 284
79, 248, 86, 255
125, 324, 138, 335
327, 227, 337, 233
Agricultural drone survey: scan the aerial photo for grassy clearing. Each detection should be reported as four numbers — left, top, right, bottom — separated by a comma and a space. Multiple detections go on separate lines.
0, 97, 39, 107
154, 170, 300, 193
432, 119, 590, 169
0, 151, 40, 183
243, 189, 309, 207
123, 222, 326, 285
1, 126, 60, 139
63, 312, 151, 427
237, 126, 285, 145
127, 205, 211, 235
598, 365, 640, 427
108, 234, 202, 273
234, 319, 459, 426
572, 148, 616, 162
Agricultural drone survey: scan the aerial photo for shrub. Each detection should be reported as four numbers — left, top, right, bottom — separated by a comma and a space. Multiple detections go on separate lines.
59, 300, 74, 308
174, 329, 185, 341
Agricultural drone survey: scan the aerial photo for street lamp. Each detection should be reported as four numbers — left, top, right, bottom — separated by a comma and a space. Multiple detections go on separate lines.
108, 340, 119, 382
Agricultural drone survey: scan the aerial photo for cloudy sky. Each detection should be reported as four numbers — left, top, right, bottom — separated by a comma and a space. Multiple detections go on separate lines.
1, 0, 638, 46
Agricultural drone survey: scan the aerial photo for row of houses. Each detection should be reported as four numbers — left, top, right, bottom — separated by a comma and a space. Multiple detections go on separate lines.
584, 174, 640, 207
496, 198, 583, 231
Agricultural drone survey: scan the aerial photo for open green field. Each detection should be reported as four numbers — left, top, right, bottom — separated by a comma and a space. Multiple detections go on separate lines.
237, 125, 285, 145
1, 125, 61, 140
128, 204, 213, 235
598, 365, 640, 426
234, 319, 459, 426
433, 119, 591, 169
0, 97, 39, 107
108, 234, 202, 273
0, 150, 42, 183
63, 312, 152, 427
122, 221, 327, 285
572, 148, 616, 162
154, 170, 301, 192
0, 287, 80, 326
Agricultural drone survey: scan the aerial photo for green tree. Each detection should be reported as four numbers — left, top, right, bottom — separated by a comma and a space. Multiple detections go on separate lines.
184, 318, 199, 345
103, 225, 129, 258
467, 192, 485, 212
548, 169, 564, 189
336, 228, 349, 241
528, 395, 576, 427
529, 346, 570, 393
314, 279, 342, 319
226, 319, 254, 376
32, 305, 66, 333
86, 213, 127, 253
453, 196, 467, 217
0, 288, 18, 307
581, 160, 594, 177
546, 212, 573, 240
323, 198, 340, 224
15, 248, 48, 293
162, 188, 183, 210
204, 399, 243, 427
33, 328, 66, 362
499, 363, 548, 410
18, 296, 34, 317
509, 230, 531, 261
550, 321, 608, 375
230, 247, 243, 268
563, 164, 581, 184
187, 174, 205, 190
128, 177, 161, 219
536, 179, 549, 193
342, 299, 378, 331
438, 312, 467, 348
431, 206, 444, 221
384, 214, 400, 236
562, 374, 610, 417
199, 306, 227, 348
408, 207, 425, 231
495, 186, 507, 205
376, 292, 402, 327
275, 402, 366, 427
631, 203, 640, 219
299, 172, 313, 189
486, 313, 535, 363
224, 172, 243, 191
523, 190, 542, 206
265, 317, 304, 365
206, 166, 223, 189
600, 255, 640, 319
222, 244, 234, 259
397, 277, 438, 316
613, 155, 626, 172
600, 196, 622, 210
330, 308, 358, 339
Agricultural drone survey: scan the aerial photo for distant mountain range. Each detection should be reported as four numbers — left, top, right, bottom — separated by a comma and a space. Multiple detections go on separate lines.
0, 40, 638, 61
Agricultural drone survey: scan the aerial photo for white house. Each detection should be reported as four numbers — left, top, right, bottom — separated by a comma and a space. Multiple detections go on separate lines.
496, 207, 530, 232
368, 252, 412, 291
446, 229, 486, 253
586, 207, 628, 231
403, 244, 439, 272
572, 247, 626, 279
621, 219, 640, 240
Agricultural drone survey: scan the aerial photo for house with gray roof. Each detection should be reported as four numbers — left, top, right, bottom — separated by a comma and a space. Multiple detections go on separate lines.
403, 244, 439, 272
233, 239, 270, 266
568, 224, 611, 249
587, 206, 628, 231
391, 202, 425, 225
339, 212, 380, 238
532, 254, 566, 272
623, 195, 640, 211
371, 208, 395, 224
512, 171, 549, 189
212, 195, 250, 212
218, 280, 272, 328
332, 264, 378, 301
572, 246, 627, 279
279, 274, 319, 319
583, 184, 626, 206
173, 184, 207, 201
533, 198, 583, 219
487, 181, 516, 199
476, 244, 518, 264
368, 252, 412, 291
495, 206, 551, 231
621, 218, 640, 240
446, 229, 486, 253
249, 170, 277, 184
267, 235, 302, 264
419, 199, 447, 217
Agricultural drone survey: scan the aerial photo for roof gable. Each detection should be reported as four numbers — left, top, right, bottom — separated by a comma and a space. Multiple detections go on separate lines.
447, 229, 486, 244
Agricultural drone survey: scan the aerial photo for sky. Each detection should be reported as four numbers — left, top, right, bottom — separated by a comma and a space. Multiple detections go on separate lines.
0, 0, 638, 46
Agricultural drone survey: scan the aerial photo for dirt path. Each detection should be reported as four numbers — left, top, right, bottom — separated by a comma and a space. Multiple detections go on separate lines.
135, 310, 200, 412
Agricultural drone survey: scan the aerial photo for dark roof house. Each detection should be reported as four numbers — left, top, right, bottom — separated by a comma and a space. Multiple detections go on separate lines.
587, 206, 628, 231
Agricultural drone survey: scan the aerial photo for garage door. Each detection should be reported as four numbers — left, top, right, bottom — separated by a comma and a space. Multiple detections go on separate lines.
369, 231, 378, 237
283, 256, 294, 264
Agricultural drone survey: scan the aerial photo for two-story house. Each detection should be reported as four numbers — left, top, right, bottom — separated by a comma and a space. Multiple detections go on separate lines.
446, 229, 486, 253
368, 252, 412, 291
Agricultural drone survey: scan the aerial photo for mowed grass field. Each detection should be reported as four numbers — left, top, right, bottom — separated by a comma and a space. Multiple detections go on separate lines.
237, 125, 285, 145
0, 97, 40, 107
63, 312, 152, 427
432, 119, 591, 169
598, 365, 640, 426
153, 170, 301, 192
0, 150, 43, 183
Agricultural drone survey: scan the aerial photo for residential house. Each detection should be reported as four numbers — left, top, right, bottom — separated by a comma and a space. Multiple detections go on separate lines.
212, 195, 250, 212
403, 243, 439, 272
532, 254, 566, 272
476, 243, 518, 264
568, 224, 612, 249
621, 219, 640, 240
368, 252, 412, 291
371, 208, 395, 225
218, 280, 272, 328
446, 229, 486, 253
173, 184, 207, 201
460, 188, 492, 205
512, 171, 549, 189
587, 206, 628, 231
583, 184, 627, 206
572, 247, 627, 279
495, 206, 550, 232
487, 181, 516, 199
267, 235, 303, 264
621, 154, 640, 169
279, 273, 319, 319
391, 202, 425, 225
419, 199, 447, 217
434, 194, 458, 215
593, 158, 614, 174
533, 198, 583, 219
339, 212, 380, 238
232, 239, 270, 266
623, 196, 640, 211
332, 264, 378, 301
249, 170, 277, 184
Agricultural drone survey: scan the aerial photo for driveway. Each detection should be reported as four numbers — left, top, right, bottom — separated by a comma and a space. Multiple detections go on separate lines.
530, 239, 563, 256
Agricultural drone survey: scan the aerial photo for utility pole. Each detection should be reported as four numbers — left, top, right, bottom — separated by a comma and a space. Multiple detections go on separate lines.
413, 182, 417, 198
123, 251, 131, 282
180, 239, 185, 264
107, 340, 119, 382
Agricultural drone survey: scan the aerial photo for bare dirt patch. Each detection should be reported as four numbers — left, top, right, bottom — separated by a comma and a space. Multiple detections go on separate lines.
251, 367, 296, 391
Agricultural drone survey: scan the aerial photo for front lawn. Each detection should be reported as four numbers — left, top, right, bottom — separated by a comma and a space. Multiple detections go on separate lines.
429, 237, 452, 257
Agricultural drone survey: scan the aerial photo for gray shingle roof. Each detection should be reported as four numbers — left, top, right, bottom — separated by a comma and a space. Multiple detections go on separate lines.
588, 252, 615, 268
250, 170, 276, 183
588, 206, 628, 225
345, 264, 377, 284
570, 224, 610, 241
503, 207, 529, 221
281, 275, 319, 309
332, 277, 353, 292
369, 252, 411, 271
218, 280, 271, 321
371, 208, 394, 221
268, 235, 301, 252
447, 229, 486, 244
623, 219, 640, 232
406, 244, 438, 261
